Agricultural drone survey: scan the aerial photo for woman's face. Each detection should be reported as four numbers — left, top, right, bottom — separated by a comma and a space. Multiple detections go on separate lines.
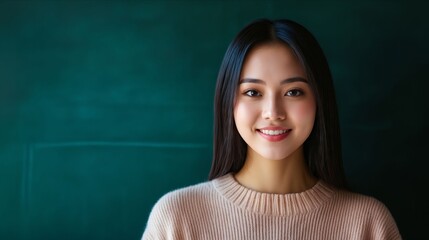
234, 42, 316, 161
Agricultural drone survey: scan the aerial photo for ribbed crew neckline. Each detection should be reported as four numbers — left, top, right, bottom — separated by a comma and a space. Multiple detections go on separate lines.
212, 173, 335, 216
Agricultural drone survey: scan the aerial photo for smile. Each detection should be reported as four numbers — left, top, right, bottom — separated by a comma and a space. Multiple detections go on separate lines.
259, 129, 291, 136
257, 129, 292, 142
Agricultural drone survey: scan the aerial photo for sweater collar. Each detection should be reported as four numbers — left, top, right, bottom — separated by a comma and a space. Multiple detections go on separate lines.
212, 173, 335, 216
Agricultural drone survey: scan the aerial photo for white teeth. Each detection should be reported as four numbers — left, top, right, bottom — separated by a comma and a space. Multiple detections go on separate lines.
260, 129, 289, 135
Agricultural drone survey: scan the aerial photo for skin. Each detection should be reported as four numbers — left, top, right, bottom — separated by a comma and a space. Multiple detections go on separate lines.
233, 42, 318, 194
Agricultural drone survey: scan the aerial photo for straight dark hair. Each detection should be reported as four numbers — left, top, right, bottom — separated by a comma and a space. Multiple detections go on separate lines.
209, 19, 347, 189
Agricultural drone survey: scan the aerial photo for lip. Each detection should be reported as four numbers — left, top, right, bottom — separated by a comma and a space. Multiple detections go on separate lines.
257, 126, 291, 142
258, 126, 288, 131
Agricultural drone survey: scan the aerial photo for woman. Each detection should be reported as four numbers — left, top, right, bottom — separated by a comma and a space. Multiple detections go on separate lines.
142, 19, 401, 239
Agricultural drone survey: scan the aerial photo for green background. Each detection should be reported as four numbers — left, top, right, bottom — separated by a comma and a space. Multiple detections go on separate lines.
1, 0, 428, 239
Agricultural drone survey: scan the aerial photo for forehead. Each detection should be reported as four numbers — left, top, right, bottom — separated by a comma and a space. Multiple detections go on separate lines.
240, 42, 306, 79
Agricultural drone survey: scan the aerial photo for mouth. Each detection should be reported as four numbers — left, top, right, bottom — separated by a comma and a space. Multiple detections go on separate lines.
258, 129, 291, 136
257, 128, 292, 142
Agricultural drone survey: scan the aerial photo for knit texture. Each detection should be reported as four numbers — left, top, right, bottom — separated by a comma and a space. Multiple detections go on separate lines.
142, 174, 401, 239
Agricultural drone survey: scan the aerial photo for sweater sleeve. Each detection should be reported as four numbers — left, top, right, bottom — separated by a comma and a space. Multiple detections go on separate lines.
141, 193, 180, 240
366, 197, 402, 240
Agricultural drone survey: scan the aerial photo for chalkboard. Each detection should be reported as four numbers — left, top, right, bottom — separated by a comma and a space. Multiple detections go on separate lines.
0, 1, 428, 239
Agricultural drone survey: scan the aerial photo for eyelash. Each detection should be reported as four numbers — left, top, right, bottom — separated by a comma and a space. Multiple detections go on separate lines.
244, 89, 261, 97
286, 89, 304, 97
243, 89, 304, 97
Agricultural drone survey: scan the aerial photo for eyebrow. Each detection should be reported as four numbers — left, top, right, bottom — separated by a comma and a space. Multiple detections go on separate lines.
239, 77, 308, 85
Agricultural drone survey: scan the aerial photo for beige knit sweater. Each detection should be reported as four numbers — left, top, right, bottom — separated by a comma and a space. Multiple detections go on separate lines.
142, 174, 401, 239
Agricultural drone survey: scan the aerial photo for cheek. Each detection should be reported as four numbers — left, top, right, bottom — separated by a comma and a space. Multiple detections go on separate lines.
234, 101, 258, 127
290, 100, 316, 124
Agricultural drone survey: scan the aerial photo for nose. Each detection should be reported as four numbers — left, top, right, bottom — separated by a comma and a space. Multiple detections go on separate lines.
262, 95, 286, 120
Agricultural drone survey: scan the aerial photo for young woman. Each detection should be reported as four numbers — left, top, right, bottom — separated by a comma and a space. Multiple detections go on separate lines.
142, 19, 401, 239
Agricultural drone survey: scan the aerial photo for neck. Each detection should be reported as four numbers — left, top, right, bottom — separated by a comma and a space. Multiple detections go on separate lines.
234, 147, 317, 194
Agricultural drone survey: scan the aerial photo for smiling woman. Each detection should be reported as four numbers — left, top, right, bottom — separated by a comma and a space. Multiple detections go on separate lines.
142, 19, 402, 239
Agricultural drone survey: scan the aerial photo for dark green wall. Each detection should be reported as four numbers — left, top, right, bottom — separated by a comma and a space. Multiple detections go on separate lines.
1, 1, 427, 239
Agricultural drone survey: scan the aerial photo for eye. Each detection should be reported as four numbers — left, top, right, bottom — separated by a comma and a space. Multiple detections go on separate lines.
285, 89, 303, 97
244, 89, 261, 97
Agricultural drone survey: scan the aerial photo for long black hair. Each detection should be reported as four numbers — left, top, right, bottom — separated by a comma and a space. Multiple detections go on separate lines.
209, 19, 347, 189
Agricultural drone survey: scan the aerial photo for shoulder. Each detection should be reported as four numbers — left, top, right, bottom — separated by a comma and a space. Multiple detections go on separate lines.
333, 189, 393, 218
149, 180, 214, 216
329, 189, 402, 239
142, 181, 215, 240
167, 180, 215, 199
